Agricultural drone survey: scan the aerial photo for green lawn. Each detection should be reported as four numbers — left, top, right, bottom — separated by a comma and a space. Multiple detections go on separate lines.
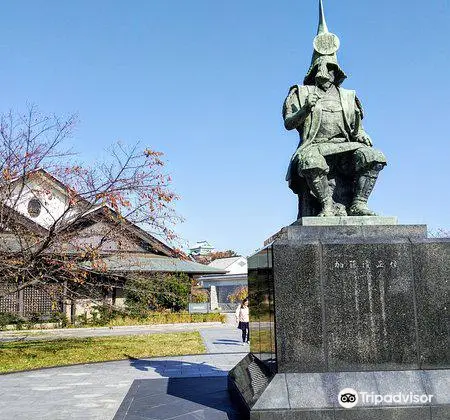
0, 332, 205, 374
250, 329, 274, 354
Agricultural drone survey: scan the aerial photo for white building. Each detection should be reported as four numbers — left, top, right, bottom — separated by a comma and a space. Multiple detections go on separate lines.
0, 169, 224, 321
198, 256, 248, 310
188, 240, 215, 256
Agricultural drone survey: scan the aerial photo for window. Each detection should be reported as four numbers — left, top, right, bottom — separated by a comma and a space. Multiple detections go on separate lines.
28, 199, 42, 218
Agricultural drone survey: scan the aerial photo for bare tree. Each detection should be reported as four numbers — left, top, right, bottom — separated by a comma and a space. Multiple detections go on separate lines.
0, 105, 180, 311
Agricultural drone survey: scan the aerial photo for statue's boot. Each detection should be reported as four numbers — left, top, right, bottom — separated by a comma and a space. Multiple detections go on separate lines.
307, 174, 334, 217
348, 169, 380, 216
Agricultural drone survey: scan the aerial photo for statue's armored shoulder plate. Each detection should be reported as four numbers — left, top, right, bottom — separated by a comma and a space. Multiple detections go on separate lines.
338, 87, 363, 118
355, 96, 365, 119
283, 85, 314, 118
338, 87, 356, 103
283, 85, 300, 118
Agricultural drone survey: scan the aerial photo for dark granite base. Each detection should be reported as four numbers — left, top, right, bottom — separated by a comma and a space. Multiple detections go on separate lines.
228, 365, 450, 419
266, 223, 427, 244
227, 353, 274, 415
411, 239, 450, 368
271, 225, 449, 372
236, 224, 450, 418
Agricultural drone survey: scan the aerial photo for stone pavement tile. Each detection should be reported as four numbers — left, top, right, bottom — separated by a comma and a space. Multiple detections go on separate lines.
129, 399, 207, 419
200, 371, 228, 377
0, 352, 244, 419
334, 406, 431, 420
199, 328, 245, 354
214, 366, 238, 373
286, 373, 334, 409
131, 392, 182, 410
334, 371, 378, 408
113, 377, 240, 420
374, 371, 427, 407
166, 410, 232, 420
167, 376, 229, 395
431, 406, 450, 420
180, 369, 203, 375
421, 370, 450, 405
117, 415, 161, 420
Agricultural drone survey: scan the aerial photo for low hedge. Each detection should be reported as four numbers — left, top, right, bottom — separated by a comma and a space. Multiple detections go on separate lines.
1, 311, 226, 330
104, 311, 226, 327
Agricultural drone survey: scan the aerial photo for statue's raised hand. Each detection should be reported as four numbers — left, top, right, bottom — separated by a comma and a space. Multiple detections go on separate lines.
355, 132, 373, 147
305, 93, 320, 109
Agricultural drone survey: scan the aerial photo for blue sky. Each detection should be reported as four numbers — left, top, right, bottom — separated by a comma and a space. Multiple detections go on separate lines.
1, 0, 449, 256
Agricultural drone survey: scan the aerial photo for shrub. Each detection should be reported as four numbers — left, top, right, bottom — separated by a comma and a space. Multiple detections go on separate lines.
76, 312, 89, 326
91, 305, 124, 326
190, 288, 209, 303
104, 311, 226, 326
0, 312, 25, 330
49, 312, 70, 328
0, 311, 70, 330
124, 273, 191, 314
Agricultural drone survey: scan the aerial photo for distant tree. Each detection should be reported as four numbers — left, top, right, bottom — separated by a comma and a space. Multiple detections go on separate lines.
124, 273, 191, 314
228, 286, 248, 304
0, 105, 181, 308
190, 288, 209, 303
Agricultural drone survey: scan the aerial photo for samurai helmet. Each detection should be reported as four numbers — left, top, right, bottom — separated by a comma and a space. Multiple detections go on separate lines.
304, 0, 347, 86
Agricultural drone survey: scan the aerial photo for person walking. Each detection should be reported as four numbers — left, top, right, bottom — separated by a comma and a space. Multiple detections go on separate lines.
235, 297, 250, 345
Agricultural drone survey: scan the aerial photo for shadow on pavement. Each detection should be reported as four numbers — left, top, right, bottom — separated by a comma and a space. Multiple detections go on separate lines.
212, 339, 243, 346
113, 376, 241, 420
126, 355, 227, 376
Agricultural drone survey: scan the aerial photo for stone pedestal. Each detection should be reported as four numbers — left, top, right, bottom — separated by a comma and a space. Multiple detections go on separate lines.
229, 220, 450, 419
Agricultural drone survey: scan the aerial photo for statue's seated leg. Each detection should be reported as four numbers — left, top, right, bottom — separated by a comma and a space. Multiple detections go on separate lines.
348, 148, 386, 216
303, 169, 334, 217
298, 146, 339, 217
329, 154, 354, 215
296, 186, 320, 218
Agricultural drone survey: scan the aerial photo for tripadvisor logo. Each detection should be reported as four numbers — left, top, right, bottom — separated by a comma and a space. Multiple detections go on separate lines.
338, 388, 358, 408
338, 388, 434, 409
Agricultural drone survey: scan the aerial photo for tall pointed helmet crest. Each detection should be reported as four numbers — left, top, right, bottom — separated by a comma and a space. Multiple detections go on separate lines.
313, 0, 340, 55
304, 0, 347, 86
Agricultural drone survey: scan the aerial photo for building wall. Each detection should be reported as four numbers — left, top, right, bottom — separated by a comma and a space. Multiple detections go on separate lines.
7, 178, 72, 229
224, 257, 248, 274
64, 221, 147, 253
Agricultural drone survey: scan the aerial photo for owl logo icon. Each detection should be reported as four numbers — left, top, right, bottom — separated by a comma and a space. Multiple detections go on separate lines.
338, 388, 358, 408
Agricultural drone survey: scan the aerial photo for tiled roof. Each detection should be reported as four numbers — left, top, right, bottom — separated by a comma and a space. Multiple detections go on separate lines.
82, 253, 227, 274
207, 257, 242, 270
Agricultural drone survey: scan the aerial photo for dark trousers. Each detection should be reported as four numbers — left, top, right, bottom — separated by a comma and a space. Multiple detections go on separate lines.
239, 322, 250, 342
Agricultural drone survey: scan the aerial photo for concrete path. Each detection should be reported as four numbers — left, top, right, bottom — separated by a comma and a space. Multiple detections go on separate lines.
200, 327, 248, 353
0, 325, 247, 419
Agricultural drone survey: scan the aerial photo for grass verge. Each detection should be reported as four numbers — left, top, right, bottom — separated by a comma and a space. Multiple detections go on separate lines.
104, 312, 226, 327
0, 331, 205, 374
250, 329, 273, 354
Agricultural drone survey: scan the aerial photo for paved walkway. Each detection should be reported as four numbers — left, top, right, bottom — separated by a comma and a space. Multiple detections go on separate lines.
0, 325, 247, 419
200, 328, 247, 353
